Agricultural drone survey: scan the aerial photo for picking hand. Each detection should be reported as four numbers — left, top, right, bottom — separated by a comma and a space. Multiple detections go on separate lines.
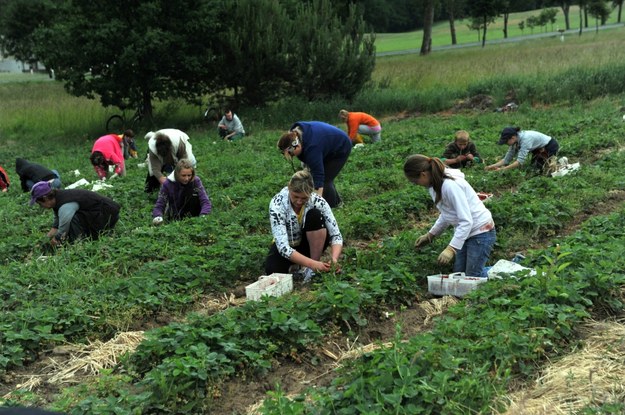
414, 233, 433, 249
466, 154, 474, 161
153, 216, 163, 226
437, 246, 456, 266
457, 155, 467, 162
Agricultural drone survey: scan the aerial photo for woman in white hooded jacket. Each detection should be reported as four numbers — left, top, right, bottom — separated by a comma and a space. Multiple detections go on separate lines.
145, 129, 196, 193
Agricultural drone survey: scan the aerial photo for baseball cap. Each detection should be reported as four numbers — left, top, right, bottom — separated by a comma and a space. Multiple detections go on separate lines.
30, 181, 52, 206
498, 127, 517, 145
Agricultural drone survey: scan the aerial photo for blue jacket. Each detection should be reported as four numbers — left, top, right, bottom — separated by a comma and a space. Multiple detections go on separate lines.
291, 121, 352, 189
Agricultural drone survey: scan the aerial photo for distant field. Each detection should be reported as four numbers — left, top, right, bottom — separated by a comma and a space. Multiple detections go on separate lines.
375, 6, 623, 53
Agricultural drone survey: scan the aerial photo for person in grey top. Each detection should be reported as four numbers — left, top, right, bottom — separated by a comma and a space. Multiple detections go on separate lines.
485, 126, 559, 172
218, 109, 245, 141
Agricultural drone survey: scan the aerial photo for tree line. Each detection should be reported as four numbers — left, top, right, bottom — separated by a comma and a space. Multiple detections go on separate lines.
0, 0, 375, 117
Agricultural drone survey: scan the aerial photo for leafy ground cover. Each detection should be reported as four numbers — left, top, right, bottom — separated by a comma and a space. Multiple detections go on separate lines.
1, 89, 625, 413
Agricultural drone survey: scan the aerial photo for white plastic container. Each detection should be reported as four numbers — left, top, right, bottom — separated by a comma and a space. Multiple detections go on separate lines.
427, 272, 487, 298
246, 273, 293, 301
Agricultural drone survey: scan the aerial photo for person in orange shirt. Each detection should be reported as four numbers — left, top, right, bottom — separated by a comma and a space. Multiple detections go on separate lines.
339, 109, 382, 144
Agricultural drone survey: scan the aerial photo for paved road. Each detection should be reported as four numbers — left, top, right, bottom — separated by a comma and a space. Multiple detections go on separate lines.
377, 22, 624, 57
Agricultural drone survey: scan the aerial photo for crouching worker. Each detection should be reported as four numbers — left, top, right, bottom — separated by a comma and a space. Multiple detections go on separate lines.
485, 126, 559, 173
152, 159, 212, 225
16, 158, 62, 191
30, 181, 120, 246
404, 155, 496, 277
265, 169, 343, 283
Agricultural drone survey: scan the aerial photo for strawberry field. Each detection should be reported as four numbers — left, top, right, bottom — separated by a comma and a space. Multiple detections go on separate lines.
2, 32, 625, 414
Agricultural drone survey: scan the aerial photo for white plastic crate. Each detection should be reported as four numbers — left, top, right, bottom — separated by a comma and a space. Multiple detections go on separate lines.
245, 273, 293, 301
427, 272, 487, 298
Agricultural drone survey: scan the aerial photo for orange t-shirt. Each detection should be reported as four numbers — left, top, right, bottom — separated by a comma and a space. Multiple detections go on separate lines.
345, 112, 380, 141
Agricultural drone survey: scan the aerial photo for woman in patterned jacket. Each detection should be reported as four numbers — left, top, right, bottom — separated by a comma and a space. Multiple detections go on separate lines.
265, 169, 343, 283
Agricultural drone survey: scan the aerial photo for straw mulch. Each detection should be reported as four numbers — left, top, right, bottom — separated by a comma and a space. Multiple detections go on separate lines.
497, 319, 625, 414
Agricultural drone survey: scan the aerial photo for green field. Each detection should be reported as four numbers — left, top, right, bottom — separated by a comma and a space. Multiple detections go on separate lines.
1, 23, 625, 415
375, 6, 624, 53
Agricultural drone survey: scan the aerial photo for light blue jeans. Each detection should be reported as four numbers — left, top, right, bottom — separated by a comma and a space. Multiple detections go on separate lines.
27, 170, 62, 190
453, 229, 496, 277
358, 125, 382, 143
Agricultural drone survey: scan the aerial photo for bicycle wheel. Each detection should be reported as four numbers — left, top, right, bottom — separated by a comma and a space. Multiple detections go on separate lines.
106, 115, 125, 134
204, 107, 220, 122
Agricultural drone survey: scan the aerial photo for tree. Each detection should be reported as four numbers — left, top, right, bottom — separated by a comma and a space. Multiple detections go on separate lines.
467, 0, 499, 47
613, 0, 624, 22
281, 0, 375, 101
587, 0, 611, 31
444, 0, 467, 45
498, 0, 511, 39
29, 0, 222, 117
526, 15, 539, 33
558, 0, 573, 30
420, 0, 437, 55
0, 0, 58, 67
539, 8, 559, 31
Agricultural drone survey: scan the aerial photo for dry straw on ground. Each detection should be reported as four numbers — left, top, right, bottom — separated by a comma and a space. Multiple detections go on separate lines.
498, 319, 625, 414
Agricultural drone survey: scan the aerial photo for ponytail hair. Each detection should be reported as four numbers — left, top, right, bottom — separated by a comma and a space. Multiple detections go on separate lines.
403, 154, 451, 204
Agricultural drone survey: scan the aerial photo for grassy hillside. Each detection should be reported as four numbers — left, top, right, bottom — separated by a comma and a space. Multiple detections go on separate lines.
375, 6, 623, 53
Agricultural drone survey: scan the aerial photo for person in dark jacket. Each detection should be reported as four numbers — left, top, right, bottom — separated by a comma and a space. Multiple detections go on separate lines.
15, 158, 62, 191
30, 181, 120, 246
151, 159, 212, 225
277, 121, 352, 208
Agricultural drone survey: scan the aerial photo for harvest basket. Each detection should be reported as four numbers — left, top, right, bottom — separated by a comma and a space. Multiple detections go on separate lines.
427, 272, 487, 298
245, 273, 293, 301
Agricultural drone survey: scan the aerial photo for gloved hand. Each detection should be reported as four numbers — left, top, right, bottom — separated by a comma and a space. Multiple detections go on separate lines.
414, 233, 433, 249
152, 216, 163, 226
437, 246, 456, 266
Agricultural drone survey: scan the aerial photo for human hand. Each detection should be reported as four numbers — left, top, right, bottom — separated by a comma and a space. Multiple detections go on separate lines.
437, 246, 456, 266
457, 155, 467, 162
158, 176, 167, 184
314, 261, 331, 273
50, 237, 62, 247
414, 232, 433, 249
485, 165, 497, 171
466, 154, 474, 161
153, 216, 163, 226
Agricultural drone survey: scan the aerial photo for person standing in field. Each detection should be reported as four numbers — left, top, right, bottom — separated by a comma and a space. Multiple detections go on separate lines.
30, 181, 120, 246
144, 128, 196, 193
404, 155, 496, 277
277, 121, 352, 208
15, 158, 63, 191
152, 159, 212, 225
90, 134, 125, 180
265, 169, 343, 283
217, 109, 246, 141
441, 130, 482, 169
485, 126, 559, 173
338, 109, 382, 144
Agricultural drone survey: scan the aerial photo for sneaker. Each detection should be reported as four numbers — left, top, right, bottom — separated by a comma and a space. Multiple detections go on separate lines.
301, 267, 316, 284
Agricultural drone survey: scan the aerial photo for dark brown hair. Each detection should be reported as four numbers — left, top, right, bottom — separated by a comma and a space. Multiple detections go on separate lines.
403, 154, 451, 204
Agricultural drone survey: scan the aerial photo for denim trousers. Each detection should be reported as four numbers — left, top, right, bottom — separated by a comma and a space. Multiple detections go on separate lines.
453, 229, 496, 277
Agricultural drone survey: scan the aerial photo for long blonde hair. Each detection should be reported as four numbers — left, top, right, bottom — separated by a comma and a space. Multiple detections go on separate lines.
403, 154, 451, 204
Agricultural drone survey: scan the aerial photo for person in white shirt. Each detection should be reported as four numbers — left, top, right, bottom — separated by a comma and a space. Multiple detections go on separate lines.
404, 154, 496, 277
485, 126, 559, 173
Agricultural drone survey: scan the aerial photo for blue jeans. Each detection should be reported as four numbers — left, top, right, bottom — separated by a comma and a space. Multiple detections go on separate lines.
27, 170, 62, 190
453, 229, 496, 277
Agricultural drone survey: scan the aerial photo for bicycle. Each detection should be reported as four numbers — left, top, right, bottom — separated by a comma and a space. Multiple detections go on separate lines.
106, 105, 145, 134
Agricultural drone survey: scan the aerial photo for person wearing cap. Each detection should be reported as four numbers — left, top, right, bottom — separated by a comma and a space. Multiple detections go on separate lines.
90, 134, 126, 180
277, 121, 352, 208
30, 181, 121, 246
441, 130, 482, 169
404, 155, 496, 277
144, 129, 196, 193
15, 158, 62, 191
338, 109, 382, 144
485, 126, 559, 173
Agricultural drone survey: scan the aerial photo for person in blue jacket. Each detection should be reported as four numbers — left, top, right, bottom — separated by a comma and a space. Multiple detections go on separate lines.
277, 121, 352, 208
